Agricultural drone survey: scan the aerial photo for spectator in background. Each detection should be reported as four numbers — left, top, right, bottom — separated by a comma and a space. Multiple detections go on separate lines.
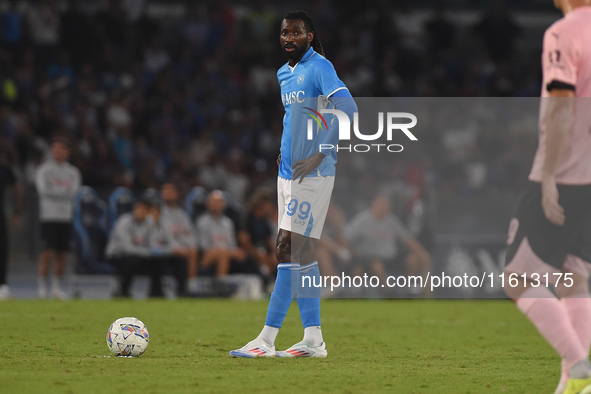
94, 0, 127, 50
0, 0, 544, 207
245, 0, 276, 57
0, 146, 22, 300
239, 188, 277, 285
0, 0, 556, 293
224, 150, 250, 207
105, 197, 158, 298
144, 37, 171, 74
472, 0, 522, 61
345, 196, 431, 295
148, 202, 188, 297
424, 3, 457, 54
160, 182, 197, 294
182, 3, 210, 50
122, 0, 146, 23
35, 138, 81, 299
317, 203, 351, 279
27, 0, 61, 65
60, 0, 95, 69
0, 107, 17, 147
46, 50, 75, 84
1, 0, 24, 53
196, 190, 245, 279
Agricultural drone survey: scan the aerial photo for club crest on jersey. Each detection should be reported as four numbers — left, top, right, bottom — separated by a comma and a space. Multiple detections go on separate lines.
297, 74, 305, 84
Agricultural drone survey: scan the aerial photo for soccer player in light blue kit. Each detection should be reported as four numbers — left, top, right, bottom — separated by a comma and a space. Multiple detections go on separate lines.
230, 11, 357, 358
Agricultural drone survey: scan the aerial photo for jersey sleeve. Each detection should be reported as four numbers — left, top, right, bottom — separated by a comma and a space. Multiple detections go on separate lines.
314, 58, 347, 98
542, 24, 579, 92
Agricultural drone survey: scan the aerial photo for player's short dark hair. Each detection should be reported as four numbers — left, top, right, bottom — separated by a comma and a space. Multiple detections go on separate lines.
284, 10, 325, 56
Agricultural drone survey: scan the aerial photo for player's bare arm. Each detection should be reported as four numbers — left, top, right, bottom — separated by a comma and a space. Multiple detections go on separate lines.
541, 89, 575, 226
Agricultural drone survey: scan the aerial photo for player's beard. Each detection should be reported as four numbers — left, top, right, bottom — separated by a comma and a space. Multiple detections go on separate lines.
553, 0, 562, 11
282, 43, 308, 61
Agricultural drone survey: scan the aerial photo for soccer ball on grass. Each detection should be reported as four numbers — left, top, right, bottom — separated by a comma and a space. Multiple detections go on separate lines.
106, 317, 149, 357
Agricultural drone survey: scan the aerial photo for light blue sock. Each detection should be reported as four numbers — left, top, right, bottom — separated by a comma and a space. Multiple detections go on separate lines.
264, 263, 300, 328
297, 261, 321, 328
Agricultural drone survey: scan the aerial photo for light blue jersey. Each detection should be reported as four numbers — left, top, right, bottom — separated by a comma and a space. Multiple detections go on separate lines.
278, 46, 348, 180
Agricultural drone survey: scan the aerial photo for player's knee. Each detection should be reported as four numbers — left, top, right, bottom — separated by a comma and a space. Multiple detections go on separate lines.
276, 239, 291, 264
300, 240, 316, 265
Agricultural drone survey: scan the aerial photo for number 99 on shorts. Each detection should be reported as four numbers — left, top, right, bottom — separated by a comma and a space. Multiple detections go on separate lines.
286, 198, 311, 225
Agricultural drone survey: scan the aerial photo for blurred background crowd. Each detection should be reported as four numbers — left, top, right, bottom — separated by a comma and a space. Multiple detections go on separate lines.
1, 0, 551, 197
0, 0, 560, 297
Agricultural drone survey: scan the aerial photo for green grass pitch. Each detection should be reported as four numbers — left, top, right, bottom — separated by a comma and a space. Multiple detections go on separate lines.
0, 299, 557, 393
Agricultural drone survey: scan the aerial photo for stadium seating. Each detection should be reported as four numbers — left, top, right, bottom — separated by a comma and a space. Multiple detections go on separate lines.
108, 187, 135, 229
220, 190, 243, 232
72, 186, 113, 275
142, 188, 162, 205
184, 186, 208, 222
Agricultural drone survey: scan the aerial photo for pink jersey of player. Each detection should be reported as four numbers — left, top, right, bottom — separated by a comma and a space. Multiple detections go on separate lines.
529, 6, 591, 185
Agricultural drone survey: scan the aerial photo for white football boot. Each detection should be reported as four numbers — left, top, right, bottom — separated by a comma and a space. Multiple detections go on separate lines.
52, 287, 68, 300
563, 359, 591, 394
276, 341, 327, 358
0, 284, 10, 300
229, 337, 276, 358
38, 278, 48, 299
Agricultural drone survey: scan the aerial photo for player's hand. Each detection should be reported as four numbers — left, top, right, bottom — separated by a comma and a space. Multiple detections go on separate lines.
541, 177, 565, 226
277, 153, 281, 167
292, 152, 325, 184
